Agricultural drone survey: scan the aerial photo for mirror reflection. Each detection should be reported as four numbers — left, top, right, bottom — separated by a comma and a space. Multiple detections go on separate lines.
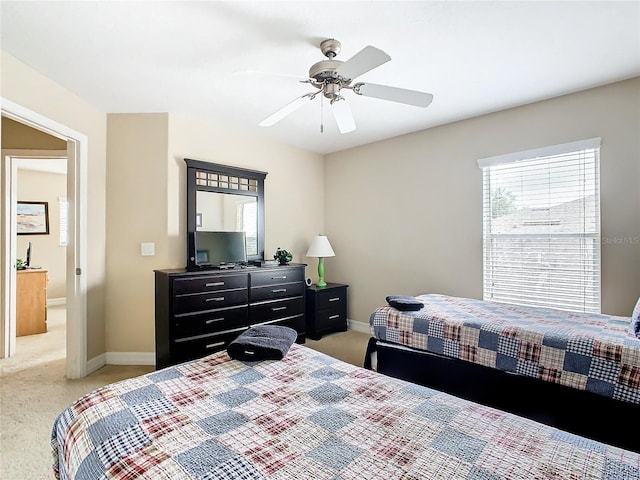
196, 191, 258, 256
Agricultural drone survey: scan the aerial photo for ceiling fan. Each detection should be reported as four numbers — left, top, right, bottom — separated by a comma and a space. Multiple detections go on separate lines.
258, 39, 433, 134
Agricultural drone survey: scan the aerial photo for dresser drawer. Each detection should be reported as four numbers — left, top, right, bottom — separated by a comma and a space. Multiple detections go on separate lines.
173, 288, 248, 314
173, 305, 248, 338
173, 274, 247, 295
172, 326, 247, 363
250, 268, 304, 287
250, 281, 305, 303
250, 296, 304, 323
252, 313, 305, 337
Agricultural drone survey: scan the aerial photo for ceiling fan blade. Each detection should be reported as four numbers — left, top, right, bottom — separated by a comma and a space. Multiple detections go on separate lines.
354, 82, 433, 107
331, 98, 356, 134
259, 93, 315, 127
335, 45, 391, 81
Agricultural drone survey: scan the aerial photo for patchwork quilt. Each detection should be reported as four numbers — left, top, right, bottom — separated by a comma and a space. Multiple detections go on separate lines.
52, 344, 640, 480
370, 294, 640, 404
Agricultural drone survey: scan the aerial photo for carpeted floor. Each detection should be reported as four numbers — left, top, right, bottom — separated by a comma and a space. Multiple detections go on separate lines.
0, 307, 370, 479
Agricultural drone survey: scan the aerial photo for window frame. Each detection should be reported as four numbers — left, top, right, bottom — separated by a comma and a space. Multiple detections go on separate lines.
478, 138, 601, 313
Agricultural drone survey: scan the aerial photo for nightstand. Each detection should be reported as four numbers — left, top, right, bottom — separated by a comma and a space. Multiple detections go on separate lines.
305, 282, 348, 340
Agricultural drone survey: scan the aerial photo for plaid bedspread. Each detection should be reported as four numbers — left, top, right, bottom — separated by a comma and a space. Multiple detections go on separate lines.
370, 294, 640, 404
52, 344, 640, 480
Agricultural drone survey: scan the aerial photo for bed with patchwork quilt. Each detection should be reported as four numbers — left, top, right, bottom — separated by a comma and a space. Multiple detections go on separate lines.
367, 293, 640, 452
52, 343, 640, 480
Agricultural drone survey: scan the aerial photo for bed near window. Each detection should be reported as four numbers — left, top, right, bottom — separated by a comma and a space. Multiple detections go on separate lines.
52, 344, 639, 480
366, 293, 640, 452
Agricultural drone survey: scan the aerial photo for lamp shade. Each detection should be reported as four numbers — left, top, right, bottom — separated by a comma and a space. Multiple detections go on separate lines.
306, 235, 335, 258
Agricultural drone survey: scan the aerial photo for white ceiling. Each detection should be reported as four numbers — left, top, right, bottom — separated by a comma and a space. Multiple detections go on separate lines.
2, 1, 639, 155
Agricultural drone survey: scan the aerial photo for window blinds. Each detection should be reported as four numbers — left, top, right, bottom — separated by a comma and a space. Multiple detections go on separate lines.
58, 196, 68, 247
478, 138, 601, 313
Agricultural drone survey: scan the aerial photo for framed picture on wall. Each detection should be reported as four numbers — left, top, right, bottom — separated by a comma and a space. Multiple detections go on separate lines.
17, 201, 49, 235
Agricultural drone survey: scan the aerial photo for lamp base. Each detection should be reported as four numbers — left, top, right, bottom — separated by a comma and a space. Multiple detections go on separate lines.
316, 257, 327, 288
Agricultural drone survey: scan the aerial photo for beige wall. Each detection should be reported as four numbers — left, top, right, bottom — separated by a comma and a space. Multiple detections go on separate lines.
104, 113, 325, 354
326, 77, 640, 325
16, 169, 67, 299
1, 117, 67, 150
1, 50, 108, 359
105, 114, 169, 353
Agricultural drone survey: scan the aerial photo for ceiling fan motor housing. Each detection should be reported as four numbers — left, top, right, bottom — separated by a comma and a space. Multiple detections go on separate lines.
309, 60, 344, 82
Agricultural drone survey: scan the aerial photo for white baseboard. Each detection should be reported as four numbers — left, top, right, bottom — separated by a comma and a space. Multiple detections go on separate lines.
47, 297, 66, 307
106, 351, 156, 366
86, 351, 155, 373
86, 353, 106, 375
348, 319, 370, 334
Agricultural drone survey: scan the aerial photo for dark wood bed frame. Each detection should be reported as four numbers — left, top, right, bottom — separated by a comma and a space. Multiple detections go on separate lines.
364, 338, 640, 453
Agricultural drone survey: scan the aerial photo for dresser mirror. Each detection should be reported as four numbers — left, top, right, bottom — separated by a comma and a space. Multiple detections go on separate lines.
185, 158, 267, 270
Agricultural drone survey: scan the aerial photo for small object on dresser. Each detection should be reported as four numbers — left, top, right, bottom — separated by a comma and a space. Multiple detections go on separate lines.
274, 247, 293, 265
227, 325, 297, 361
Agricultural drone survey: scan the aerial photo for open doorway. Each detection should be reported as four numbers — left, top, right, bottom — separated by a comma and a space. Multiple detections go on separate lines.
11, 154, 67, 367
1, 99, 88, 379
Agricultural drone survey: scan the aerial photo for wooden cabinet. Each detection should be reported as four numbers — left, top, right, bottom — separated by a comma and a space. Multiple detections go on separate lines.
154, 264, 306, 369
305, 282, 348, 340
16, 269, 48, 336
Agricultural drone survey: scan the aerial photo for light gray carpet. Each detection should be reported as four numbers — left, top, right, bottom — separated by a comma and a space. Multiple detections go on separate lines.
0, 308, 370, 479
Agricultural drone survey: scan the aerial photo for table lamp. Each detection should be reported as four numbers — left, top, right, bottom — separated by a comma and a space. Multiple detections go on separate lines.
306, 235, 335, 287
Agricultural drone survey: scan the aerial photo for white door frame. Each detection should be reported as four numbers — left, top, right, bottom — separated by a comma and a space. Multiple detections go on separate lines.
1, 98, 88, 379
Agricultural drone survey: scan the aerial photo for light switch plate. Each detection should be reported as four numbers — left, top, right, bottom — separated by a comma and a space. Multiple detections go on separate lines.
141, 242, 155, 256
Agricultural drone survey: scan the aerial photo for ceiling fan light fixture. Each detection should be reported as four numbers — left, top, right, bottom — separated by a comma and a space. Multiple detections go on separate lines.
257, 38, 433, 133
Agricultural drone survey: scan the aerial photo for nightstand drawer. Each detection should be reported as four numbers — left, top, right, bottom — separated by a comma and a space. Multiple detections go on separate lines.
173, 274, 247, 295
250, 268, 304, 287
315, 289, 347, 310
316, 304, 346, 326
173, 288, 248, 314
250, 296, 305, 323
251, 281, 305, 302
173, 305, 248, 338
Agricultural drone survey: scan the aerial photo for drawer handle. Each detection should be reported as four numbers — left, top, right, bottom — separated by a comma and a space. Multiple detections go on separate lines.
329, 297, 340, 302
271, 288, 287, 293
206, 282, 225, 287
271, 275, 287, 280
205, 318, 224, 325
329, 314, 340, 320
205, 297, 225, 302
205, 341, 225, 349
271, 306, 287, 312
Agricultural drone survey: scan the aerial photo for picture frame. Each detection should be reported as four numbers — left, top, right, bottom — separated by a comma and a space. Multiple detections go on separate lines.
17, 201, 50, 235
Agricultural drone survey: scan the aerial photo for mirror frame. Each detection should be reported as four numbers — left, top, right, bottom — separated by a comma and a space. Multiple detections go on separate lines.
185, 158, 267, 270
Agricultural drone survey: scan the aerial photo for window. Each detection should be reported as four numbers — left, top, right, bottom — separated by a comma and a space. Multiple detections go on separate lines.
478, 138, 601, 313
58, 196, 68, 247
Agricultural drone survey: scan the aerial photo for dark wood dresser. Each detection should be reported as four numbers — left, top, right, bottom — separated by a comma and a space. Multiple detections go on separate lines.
154, 264, 306, 369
